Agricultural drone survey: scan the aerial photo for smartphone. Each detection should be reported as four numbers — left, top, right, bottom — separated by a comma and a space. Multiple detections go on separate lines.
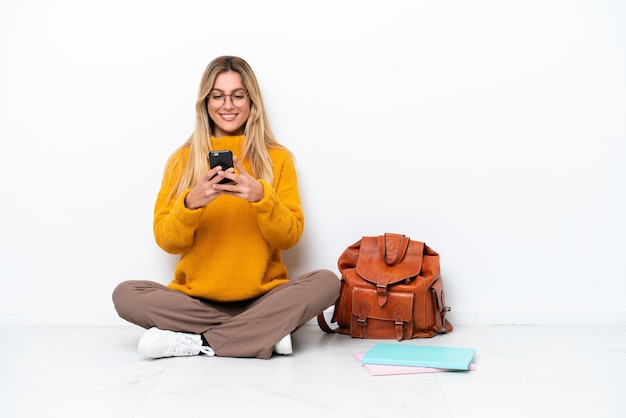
208, 150, 234, 184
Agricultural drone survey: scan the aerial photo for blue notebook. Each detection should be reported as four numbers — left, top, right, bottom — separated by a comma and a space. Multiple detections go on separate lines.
360, 343, 476, 371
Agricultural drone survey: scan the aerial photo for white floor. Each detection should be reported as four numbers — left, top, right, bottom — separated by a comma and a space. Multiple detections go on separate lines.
1, 324, 625, 418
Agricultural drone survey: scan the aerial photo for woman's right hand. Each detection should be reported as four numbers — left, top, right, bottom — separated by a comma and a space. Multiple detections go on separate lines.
184, 166, 234, 210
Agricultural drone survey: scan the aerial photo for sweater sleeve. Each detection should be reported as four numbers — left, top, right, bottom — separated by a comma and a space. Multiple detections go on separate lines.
153, 149, 203, 254
250, 150, 304, 250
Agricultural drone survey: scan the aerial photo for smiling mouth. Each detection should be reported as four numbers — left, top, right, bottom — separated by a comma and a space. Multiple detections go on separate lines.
220, 114, 237, 121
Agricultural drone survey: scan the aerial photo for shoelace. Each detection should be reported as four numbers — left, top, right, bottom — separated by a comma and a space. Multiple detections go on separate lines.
174, 334, 216, 357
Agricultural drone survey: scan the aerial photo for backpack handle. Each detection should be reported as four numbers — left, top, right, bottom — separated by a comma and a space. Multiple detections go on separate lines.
379, 233, 410, 266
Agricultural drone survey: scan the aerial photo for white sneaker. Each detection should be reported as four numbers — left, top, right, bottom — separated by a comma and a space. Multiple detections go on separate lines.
138, 327, 215, 358
273, 334, 292, 355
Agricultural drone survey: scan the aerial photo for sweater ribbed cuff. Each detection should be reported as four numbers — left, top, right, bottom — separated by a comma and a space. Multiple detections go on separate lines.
250, 180, 276, 212
173, 189, 204, 224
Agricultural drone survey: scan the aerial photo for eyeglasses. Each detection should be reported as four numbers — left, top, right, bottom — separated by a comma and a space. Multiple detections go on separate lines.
206, 89, 249, 108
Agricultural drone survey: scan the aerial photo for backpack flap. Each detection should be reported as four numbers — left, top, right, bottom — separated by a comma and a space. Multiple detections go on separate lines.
355, 234, 424, 306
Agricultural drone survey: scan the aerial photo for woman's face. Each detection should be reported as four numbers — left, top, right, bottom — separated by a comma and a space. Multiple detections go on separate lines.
207, 71, 251, 137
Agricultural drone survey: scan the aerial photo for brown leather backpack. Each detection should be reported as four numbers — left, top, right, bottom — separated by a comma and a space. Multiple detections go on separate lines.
317, 233, 453, 340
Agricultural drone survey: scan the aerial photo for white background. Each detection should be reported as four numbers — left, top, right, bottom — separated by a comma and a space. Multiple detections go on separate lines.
0, 0, 624, 326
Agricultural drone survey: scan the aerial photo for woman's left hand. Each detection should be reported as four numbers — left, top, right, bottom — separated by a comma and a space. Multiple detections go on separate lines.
213, 156, 264, 202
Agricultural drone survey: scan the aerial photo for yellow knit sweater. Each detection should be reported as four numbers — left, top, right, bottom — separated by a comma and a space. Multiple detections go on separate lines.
153, 135, 304, 302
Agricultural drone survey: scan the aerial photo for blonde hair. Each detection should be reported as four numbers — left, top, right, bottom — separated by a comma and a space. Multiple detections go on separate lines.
168, 56, 285, 199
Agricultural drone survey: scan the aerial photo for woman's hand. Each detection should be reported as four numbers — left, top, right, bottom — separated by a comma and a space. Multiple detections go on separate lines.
214, 156, 264, 202
184, 165, 235, 210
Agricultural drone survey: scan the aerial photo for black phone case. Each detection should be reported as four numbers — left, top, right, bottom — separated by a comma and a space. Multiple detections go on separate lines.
208, 150, 234, 184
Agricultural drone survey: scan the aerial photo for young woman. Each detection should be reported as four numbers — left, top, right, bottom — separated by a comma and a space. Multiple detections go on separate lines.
112, 56, 340, 359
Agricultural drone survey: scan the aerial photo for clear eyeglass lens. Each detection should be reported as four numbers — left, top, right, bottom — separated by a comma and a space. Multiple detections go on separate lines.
208, 91, 248, 107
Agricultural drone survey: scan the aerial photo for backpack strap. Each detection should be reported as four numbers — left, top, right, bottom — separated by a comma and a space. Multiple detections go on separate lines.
379, 233, 411, 266
316, 311, 338, 333
392, 304, 407, 341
